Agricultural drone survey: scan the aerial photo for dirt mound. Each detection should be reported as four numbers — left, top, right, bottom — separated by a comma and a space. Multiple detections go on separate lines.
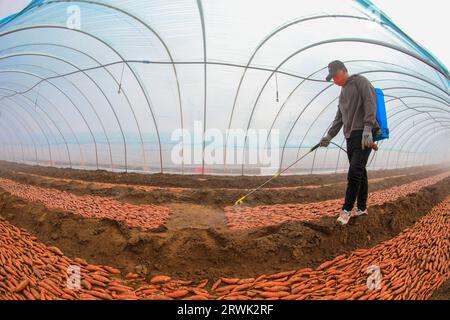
0, 160, 447, 189
430, 279, 450, 300
0, 161, 448, 206
1, 177, 449, 283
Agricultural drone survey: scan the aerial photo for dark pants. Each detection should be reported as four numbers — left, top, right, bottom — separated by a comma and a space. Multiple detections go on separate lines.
342, 130, 372, 211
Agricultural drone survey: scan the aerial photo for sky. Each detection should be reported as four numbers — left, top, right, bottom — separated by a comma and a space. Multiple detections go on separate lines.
0, 0, 448, 69
0, 0, 30, 20
371, 0, 449, 69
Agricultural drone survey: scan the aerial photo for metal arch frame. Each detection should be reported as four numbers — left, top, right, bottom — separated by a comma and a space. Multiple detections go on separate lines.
278, 79, 450, 172
386, 95, 449, 109
392, 117, 450, 169
294, 72, 450, 161
4, 94, 70, 166
0, 51, 328, 84
0, 103, 29, 162
223, 14, 389, 167
393, 115, 450, 169
384, 93, 450, 126
0, 93, 42, 165
297, 81, 442, 173
379, 119, 450, 169
0, 92, 56, 165
387, 103, 450, 119
365, 78, 448, 97
307, 104, 449, 174
409, 127, 450, 166
306, 100, 449, 174
247, 68, 450, 174
1, 52, 146, 172
0, 62, 110, 170
385, 98, 449, 114
0, 78, 84, 166
265, 59, 449, 148
2, 13, 446, 175
418, 130, 450, 166
304, 102, 447, 171
369, 94, 450, 168
0, 132, 13, 162
339, 92, 450, 171
0, 52, 131, 171
0, 86, 73, 168
367, 119, 442, 170
405, 123, 450, 168
0, 26, 163, 173
8, 2, 448, 78
408, 122, 450, 156
0, 42, 156, 171
265, 69, 450, 160
0, 94, 54, 165
0, 116, 25, 161
1, 90, 63, 166
0, 102, 41, 164
223, 13, 447, 164
308, 75, 447, 173
42, 0, 185, 172
311, 122, 335, 175
383, 87, 449, 105
0, 123, 19, 162
0, 128, 12, 161
296, 97, 338, 159
0, 68, 101, 169
5, 1, 448, 172
278, 83, 334, 171
414, 129, 450, 166
196, 0, 207, 175
356, 70, 449, 97
336, 104, 448, 172
1, 58, 444, 170
277, 69, 450, 154
421, 131, 450, 154
0, 84, 72, 163
330, 107, 449, 173
238, 37, 450, 174
364, 105, 449, 170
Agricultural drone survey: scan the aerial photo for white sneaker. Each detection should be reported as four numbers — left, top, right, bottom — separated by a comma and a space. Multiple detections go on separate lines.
352, 208, 368, 217
337, 209, 352, 225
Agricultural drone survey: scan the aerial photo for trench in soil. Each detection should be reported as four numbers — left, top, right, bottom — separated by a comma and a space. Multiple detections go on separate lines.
0, 161, 449, 286
0, 161, 447, 207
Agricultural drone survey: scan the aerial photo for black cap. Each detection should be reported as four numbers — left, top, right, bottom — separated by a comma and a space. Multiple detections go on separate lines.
326, 60, 346, 81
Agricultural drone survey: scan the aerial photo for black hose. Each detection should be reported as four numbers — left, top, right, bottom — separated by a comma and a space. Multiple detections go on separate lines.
329, 141, 347, 153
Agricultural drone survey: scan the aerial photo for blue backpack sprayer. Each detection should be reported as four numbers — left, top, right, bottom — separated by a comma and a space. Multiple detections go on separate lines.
373, 88, 389, 142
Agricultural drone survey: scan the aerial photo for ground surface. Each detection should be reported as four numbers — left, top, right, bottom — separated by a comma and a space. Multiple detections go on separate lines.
0, 160, 448, 300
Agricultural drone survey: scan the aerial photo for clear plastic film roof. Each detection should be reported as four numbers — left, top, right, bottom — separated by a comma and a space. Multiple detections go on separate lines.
0, 0, 448, 175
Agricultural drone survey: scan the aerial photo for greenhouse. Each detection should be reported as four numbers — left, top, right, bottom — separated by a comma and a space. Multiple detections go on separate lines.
0, 0, 449, 303
0, 0, 448, 175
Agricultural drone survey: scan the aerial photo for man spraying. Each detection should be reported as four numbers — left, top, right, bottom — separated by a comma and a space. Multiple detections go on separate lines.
320, 60, 380, 225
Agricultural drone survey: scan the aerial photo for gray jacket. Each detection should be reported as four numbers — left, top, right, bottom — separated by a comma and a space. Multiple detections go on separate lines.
326, 74, 379, 139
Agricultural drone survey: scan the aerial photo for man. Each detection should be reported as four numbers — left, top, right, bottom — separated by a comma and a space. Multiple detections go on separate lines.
320, 60, 379, 225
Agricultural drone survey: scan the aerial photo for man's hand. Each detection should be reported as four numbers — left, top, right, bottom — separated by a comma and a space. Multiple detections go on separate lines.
362, 126, 373, 150
320, 134, 332, 147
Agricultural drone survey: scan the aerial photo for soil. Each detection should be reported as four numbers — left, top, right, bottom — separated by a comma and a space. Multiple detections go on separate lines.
0, 160, 445, 188
0, 174, 449, 284
430, 278, 450, 300
0, 160, 448, 206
